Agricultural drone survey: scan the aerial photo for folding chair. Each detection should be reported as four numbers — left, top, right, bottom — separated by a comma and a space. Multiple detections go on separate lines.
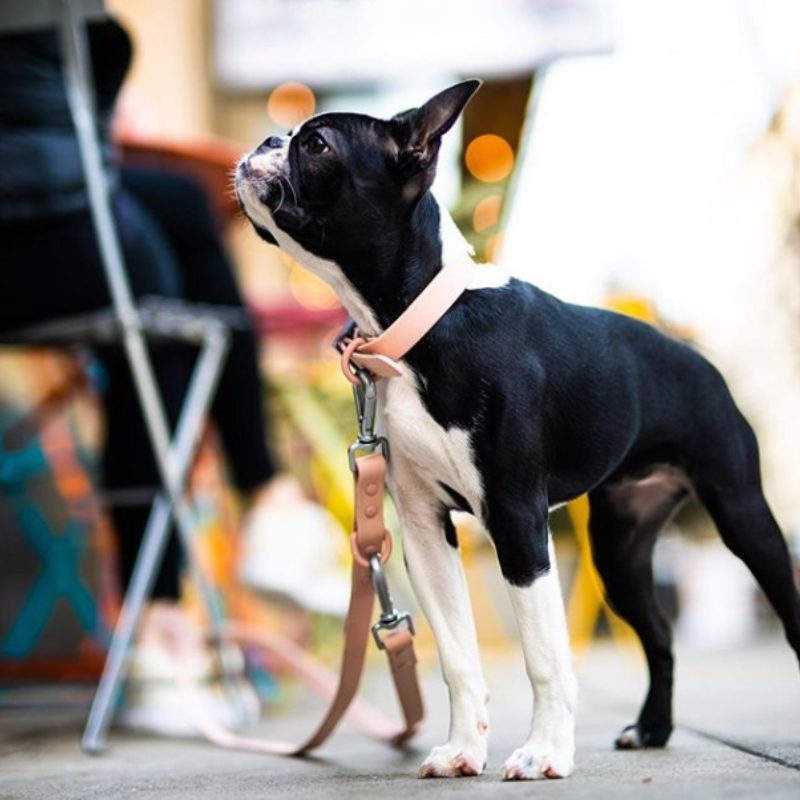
0, 0, 241, 752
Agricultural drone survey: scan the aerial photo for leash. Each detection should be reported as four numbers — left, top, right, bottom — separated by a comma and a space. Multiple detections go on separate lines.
181, 259, 475, 756
180, 383, 422, 754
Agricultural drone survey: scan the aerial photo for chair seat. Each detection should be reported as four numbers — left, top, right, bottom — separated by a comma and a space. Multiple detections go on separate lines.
0, 297, 249, 348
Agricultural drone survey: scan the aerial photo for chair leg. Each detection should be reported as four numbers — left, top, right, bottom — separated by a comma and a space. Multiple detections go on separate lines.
82, 495, 173, 753
55, 3, 240, 751
82, 325, 232, 752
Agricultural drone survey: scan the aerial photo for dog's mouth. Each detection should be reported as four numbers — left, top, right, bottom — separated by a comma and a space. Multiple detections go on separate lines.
236, 153, 297, 216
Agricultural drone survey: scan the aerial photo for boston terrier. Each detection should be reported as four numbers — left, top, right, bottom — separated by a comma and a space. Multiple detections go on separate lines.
235, 80, 800, 780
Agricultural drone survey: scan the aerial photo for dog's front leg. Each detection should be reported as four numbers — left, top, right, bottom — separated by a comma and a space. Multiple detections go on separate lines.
391, 466, 489, 778
491, 505, 577, 781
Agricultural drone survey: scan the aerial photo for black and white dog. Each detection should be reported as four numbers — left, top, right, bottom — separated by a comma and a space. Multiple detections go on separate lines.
236, 81, 800, 780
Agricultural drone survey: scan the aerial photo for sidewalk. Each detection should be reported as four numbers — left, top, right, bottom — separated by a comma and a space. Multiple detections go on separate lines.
2, 637, 798, 799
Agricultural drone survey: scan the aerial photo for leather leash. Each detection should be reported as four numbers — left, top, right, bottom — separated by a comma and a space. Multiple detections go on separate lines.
180, 441, 421, 755
183, 258, 474, 756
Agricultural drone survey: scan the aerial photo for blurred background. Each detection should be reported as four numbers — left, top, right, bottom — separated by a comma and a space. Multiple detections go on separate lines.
2, 0, 800, 716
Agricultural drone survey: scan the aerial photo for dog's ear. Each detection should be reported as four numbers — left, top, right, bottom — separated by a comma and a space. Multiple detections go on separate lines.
390, 80, 482, 182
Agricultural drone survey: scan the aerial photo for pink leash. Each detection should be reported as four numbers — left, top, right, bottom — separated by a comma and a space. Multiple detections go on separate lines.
182, 259, 475, 756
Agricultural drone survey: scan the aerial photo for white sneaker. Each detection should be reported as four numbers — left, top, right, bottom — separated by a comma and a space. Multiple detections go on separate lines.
117, 603, 260, 737
238, 487, 350, 617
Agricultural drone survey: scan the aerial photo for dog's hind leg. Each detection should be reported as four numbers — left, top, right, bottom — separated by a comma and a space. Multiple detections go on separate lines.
588, 475, 690, 749
695, 418, 800, 662
489, 498, 578, 781
390, 463, 489, 779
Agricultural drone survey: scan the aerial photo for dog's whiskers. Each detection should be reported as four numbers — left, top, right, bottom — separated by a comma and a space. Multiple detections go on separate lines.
281, 174, 299, 208
273, 178, 286, 214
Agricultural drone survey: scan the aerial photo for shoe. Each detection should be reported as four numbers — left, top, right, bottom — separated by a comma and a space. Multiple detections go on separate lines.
117, 603, 260, 737
238, 482, 350, 617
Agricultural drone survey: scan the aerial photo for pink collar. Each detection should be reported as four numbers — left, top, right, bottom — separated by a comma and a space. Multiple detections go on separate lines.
338, 258, 475, 381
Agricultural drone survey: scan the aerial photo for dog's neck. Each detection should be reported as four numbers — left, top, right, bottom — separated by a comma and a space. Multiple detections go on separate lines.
337, 192, 475, 336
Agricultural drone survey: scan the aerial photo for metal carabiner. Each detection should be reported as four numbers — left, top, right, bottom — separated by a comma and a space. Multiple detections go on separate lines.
369, 555, 414, 650
347, 365, 390, 471
352, 367, 378, 444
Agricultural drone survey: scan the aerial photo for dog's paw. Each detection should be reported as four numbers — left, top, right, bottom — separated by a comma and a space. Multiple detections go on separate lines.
615, 722, 672, 750
418, 743, 486, 778
501, 743, 574, 781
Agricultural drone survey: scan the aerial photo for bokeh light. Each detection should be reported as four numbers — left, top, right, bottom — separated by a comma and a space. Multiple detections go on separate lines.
288, 262, 340, 310
465, 135, 515, 183
473, 194, 503, 232
267, 82, 316, 129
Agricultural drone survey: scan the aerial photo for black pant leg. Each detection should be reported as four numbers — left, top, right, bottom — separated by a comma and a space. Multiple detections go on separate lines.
0, 195, 191, 600
121, 169, 277, 491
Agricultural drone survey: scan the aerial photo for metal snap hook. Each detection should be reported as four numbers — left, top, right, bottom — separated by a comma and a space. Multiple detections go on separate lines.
368, 555, 415, 651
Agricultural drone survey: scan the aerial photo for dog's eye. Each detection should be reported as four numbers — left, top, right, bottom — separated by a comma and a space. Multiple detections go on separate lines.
302, 132, 329, 155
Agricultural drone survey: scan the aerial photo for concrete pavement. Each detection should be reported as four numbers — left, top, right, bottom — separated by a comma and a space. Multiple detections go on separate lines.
2, 637, 799, 799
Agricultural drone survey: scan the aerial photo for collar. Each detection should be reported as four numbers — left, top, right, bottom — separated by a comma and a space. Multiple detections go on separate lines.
337, 257, 476, 380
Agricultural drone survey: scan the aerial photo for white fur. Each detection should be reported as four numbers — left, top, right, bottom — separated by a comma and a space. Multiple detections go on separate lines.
434, 194, 511, 291
388, 452, 489, 778
468, 264, 511, 290
237, 153, 381, 336
381, 374, 484, 521
501, 539, 577, 780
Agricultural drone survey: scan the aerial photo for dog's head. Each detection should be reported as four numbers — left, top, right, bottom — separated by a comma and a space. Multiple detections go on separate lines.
235, 80, 481, 283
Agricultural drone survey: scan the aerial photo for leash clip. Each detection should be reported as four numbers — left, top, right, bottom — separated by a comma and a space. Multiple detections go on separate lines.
347, 366, 390, 472
369, 555, 415, 650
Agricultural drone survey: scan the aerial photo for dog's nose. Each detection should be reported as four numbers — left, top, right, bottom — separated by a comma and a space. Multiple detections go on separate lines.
260, 136, 284, 151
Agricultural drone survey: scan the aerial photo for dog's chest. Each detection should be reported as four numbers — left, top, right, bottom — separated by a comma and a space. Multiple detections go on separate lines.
381, 374, 484, 518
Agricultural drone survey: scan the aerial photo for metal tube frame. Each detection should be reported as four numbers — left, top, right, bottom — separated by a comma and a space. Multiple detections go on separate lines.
52, 0, 236, 753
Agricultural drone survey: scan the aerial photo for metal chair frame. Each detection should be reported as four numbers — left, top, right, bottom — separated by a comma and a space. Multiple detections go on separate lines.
0, 0, 237, 753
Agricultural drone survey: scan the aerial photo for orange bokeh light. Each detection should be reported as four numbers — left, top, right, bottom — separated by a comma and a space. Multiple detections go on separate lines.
268, 83, 316, 129
465, 135, 515, 183
473, 194, 503, 232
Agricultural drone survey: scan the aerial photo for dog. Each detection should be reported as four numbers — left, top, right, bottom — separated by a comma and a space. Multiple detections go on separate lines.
235, 80, 800, 780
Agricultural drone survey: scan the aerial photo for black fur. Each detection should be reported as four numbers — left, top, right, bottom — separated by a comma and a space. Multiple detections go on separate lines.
237, 81, 800, 750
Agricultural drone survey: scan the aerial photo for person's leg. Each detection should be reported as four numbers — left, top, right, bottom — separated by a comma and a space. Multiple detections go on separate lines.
120, 169, 277, 493
100, 190, 192, 600
0, 197, 190, 602
97, 192, 261, 733
2, 199, 261, 735
120, 169, 359, 624
0, 212, 113, 330
120, 169, 351, 616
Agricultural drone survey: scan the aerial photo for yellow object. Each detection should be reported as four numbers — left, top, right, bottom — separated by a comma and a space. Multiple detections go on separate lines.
565, 496, 635, 659
604, 292, 659, 326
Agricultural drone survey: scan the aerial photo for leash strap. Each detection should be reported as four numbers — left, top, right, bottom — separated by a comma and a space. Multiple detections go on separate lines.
285, 453, 421, 753
181, 254, 477, 755
179, 455, 422, 755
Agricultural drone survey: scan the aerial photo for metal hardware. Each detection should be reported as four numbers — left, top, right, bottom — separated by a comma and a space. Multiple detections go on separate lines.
334, 320, 392, 470
348, 437, 390, 473
353, 366, 378, 442
346, 361, 390, 472
335, 325, 410, 646
332, 318, 359, 352
369, 555, 414, 650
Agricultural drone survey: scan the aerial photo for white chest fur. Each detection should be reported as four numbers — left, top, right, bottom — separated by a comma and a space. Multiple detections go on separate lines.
381, 373, 485, 522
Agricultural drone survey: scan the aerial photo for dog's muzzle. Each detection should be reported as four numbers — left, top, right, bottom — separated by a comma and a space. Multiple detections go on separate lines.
237, 148, 289, 210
